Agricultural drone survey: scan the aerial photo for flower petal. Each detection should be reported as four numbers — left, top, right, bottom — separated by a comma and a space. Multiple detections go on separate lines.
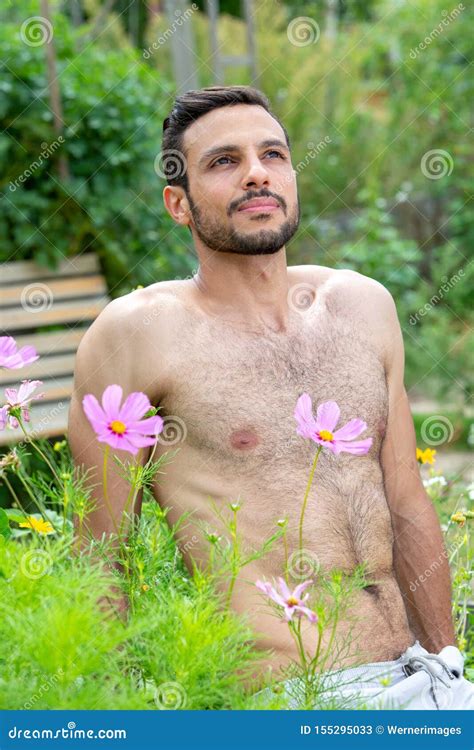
332, 418, 367, 441
277, 576, 292, 599
293, 579, 313, 599
82, 394, 108, 432
101, 385, 123, 420
119, 391, 151, 422
315, 400, 340, 431
126, 415, 164, 436
296, 605, 318, 623
97, 431, 139, 455
294, 393, 317, 438
333, 437, 373, 455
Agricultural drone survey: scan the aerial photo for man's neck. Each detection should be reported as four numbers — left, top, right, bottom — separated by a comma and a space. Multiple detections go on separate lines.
192, 248, 291, 333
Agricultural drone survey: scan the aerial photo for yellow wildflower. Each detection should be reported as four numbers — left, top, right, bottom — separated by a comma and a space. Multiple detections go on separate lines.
19, 516, 54, 535
141, 584, 150, 592
380, 676, 392, 687
417, 447, 437, 465
451, 511, 466, 527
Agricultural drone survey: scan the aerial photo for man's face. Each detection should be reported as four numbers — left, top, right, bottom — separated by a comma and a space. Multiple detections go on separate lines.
175, 104, 300, 255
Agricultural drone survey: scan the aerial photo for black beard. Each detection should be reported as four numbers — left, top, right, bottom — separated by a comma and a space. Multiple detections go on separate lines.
186, 192, 300, 256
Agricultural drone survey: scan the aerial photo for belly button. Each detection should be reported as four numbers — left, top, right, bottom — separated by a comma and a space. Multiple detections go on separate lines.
230, 429, 260, 451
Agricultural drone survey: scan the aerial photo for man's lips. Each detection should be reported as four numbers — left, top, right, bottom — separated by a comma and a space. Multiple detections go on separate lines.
238, 198, 281, 212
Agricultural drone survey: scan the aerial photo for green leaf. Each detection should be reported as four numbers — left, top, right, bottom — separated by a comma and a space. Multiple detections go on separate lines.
0, 508, 11, 539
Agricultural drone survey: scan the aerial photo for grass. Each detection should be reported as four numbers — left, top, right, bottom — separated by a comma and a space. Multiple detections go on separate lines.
0, 438, 472, 709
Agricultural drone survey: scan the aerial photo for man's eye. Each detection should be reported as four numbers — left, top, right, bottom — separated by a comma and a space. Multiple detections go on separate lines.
211, 151, 286, 168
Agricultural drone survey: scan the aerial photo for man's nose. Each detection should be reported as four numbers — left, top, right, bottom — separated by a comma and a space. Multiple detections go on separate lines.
241, 156, 270, 190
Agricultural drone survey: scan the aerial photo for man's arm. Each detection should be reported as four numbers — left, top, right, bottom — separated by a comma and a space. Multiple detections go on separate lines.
377, 285, 456, 652
68, 298, 153, 611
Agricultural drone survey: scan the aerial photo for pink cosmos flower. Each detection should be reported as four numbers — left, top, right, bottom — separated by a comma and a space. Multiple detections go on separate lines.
256, 577, 317, 623
0, 336, 39, 369
0, 380, 45, 429
82, 384, 164, 455
294, 394, 372, 456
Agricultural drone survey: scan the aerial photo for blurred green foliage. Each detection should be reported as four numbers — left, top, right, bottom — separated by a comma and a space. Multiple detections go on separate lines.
0, 0, 472, 400
0, 2, 195, 295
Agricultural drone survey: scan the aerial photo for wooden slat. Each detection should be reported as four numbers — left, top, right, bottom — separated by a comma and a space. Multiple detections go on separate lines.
0, 276, 107, 307
1, 298, 108, 331
0, 255, 100, 284
0, 400, 69, 446
13, 328, 88, 356
0, 353, 75, 386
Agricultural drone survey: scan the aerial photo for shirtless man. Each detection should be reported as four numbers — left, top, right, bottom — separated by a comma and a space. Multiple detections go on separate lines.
68, 86, 464, 705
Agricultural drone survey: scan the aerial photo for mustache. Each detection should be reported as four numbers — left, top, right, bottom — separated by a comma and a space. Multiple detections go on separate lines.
229, 190, 286, 215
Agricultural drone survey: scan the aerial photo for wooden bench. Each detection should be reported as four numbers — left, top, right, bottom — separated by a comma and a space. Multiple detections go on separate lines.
0, 254, 109, 446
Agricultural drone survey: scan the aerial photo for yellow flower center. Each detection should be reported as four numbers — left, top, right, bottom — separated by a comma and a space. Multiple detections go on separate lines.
318, 429, 334, 442
286, 596, 299, 607
109, 419, 127, 435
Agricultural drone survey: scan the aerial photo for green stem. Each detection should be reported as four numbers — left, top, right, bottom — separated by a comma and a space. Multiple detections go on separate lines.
283, 527, 289, 584
3, 475, 29, 517
102, 445, 120, 536
18, 420, 61, 485
299, 445, 322, 554
15, 469, 59, 532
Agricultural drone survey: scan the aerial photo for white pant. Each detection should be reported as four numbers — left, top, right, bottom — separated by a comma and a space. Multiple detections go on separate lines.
253, 641, 474, 710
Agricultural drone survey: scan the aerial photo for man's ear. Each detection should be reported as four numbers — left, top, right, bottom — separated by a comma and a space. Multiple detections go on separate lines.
163, 185, 190, 227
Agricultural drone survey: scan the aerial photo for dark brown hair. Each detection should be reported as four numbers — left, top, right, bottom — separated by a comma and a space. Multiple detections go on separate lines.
161, 85, 291, 192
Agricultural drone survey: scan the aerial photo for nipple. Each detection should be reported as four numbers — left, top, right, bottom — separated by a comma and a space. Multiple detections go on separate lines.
230, 429, 260, 451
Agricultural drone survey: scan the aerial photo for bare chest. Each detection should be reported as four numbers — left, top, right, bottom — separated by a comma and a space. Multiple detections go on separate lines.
159, 302, 389, 479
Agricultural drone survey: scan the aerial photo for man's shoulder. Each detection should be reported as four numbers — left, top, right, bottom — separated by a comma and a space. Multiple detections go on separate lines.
291, 264, 395, 307
79, 280, 186, 352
